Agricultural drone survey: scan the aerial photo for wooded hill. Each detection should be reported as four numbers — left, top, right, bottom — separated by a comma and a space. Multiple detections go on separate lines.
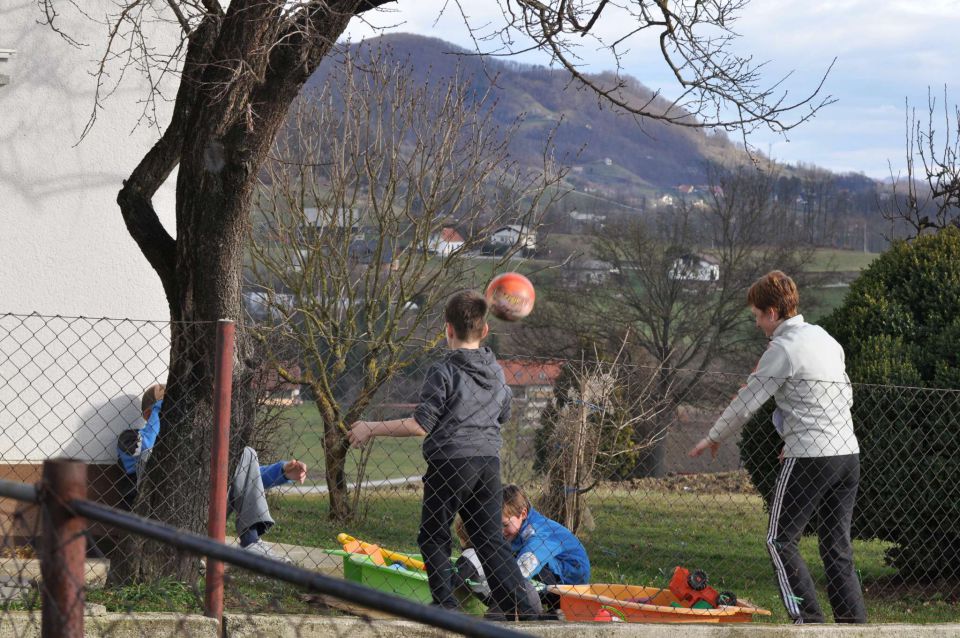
305, 33, 880, 200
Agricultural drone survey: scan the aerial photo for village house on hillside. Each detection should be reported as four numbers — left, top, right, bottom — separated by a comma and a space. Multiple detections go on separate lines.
301, 206, 364, 241
487, 224, 537, 255
427, 226, 465, 256
498, 359, 562, 430
564, 258, 616, 287
669, 253, 720, 282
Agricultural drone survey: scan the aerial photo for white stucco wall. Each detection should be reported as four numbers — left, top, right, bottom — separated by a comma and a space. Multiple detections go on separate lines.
0, 2, 179, 462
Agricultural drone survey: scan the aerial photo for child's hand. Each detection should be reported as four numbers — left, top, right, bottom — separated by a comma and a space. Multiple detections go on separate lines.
688, 436, 721, 460
283, 459, 307, 484
348, 421, 375, 448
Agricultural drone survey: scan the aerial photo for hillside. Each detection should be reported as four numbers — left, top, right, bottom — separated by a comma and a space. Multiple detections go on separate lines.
305, 34, 750, 194
297, 33, 886, 247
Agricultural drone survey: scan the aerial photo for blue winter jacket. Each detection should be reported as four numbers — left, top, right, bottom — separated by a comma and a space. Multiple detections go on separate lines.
509, 508, 591, 585
118, 399, 289, 488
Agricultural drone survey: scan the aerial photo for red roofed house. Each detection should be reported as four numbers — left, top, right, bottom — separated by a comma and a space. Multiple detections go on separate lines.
252, 363, 303, 406
498, 359, 562, 430
428, 226, 465, 256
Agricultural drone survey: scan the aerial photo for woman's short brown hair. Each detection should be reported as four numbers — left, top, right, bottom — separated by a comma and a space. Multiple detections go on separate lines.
747, 271, 799, 319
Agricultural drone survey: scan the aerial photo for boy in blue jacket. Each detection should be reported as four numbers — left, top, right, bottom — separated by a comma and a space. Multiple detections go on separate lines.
501, 484, 590, 588
456, 484, 590, 615
118, 384, 307, 561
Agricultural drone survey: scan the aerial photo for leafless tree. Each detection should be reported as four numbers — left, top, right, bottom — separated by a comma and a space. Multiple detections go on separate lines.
884, 88, 960, 238
456, 0, 834, 133
38, 0, 834, 583
248, 53, 565, 521
535, 341, 662, 535
523, 163, 820, 475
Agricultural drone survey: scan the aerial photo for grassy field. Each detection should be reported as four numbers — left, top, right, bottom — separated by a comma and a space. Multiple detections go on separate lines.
806, 249, 878, 273
276, 405, 426, 482
804, 285, 851, 322
267, 488, 960, 623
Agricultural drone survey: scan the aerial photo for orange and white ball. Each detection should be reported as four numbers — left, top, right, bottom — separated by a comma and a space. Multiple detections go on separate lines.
485, 272, 536, 321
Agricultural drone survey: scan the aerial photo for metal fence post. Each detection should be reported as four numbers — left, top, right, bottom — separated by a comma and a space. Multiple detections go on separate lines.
205, 319, 234, 625
40, 458, 87, 638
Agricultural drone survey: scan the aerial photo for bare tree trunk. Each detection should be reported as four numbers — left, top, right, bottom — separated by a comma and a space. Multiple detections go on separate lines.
323, 418, 352, 521
101, 0, 368, 586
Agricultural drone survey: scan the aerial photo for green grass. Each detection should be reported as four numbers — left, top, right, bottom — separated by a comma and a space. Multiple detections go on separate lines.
81, 576, 317, 615
804, 285, 851, 322
277, 405, 426, 482
86, 579, 202, 613
806, 249, 878, 273
266, 488, 960, 623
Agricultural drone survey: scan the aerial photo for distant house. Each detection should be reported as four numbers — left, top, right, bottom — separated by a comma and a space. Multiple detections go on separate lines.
498, 359, 562, 430
427, 227, 465, 256
348, 239, 396, 267
669, 253, 720, 282
252, 363, 303, 406
658, 194, 675, 206
568, 211, 607, 224
565, 259, 615, 287
302, 206, 363, 241
677, 184, 695, 195
488, 225, 537, 255
244, 291, 295, 321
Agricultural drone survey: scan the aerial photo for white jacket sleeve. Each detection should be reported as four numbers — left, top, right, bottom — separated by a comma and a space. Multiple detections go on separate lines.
708, 343, 792, 443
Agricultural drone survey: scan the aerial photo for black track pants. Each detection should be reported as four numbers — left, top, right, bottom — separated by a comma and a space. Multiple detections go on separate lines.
767, 454, 867, 624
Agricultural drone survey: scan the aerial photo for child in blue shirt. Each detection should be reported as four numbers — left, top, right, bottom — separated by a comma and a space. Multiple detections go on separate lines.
118, 384, 306, 560
500, 484, 590, 588
456, 483, 590, 615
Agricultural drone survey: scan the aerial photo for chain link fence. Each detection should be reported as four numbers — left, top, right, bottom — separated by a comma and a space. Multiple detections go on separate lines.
2, 312, 960, 631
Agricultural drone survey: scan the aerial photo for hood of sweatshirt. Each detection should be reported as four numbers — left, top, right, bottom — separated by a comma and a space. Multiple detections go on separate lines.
448, 347, 499, 390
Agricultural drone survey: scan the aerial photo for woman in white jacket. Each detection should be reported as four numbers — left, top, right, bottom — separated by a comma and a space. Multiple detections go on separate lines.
689, 271, 866, 624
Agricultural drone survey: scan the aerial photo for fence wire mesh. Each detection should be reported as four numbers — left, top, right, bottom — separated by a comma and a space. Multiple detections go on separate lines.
2, 312, 960, 633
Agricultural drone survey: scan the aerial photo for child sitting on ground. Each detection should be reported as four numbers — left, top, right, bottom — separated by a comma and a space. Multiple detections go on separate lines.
455, 483, 591, 616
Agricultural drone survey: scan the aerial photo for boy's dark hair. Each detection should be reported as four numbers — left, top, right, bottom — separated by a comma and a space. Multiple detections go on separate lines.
502, 484, 531, 518
747, 270, 799, 319
444, 290, 488, 341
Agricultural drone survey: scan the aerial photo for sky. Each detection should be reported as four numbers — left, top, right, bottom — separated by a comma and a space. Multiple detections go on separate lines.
345, 1, 960, 180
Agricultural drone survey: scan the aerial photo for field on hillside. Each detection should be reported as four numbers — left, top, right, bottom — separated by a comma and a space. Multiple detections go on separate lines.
805, 248, 878, 272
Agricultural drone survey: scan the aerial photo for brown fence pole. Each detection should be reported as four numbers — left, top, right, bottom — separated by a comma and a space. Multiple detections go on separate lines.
205, 319, 234, 626
41, 458, 87, 638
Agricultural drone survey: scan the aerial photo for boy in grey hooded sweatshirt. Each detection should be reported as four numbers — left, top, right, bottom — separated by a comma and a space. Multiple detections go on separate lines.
349, 290, 538, 619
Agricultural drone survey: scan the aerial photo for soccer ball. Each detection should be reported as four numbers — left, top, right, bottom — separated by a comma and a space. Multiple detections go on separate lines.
485, 272, 536, 321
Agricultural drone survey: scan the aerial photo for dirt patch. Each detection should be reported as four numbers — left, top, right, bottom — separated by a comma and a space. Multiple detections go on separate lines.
616, 470, 760, 496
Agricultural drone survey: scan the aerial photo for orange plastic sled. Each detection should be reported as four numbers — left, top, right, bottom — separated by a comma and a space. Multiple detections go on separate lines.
548, 583, 771, 623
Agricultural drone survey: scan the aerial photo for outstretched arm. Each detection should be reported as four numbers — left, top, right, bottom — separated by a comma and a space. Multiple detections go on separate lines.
258, 459, 308, 490
689, 343, 791, 458
348, 418, 426, 448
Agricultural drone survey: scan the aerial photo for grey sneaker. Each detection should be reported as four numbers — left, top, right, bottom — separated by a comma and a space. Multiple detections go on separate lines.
242, 540, 293, 564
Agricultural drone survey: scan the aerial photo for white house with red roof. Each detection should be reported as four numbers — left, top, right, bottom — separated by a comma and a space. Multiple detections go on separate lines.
498, 359, 562, 430
428, 226, 465, 256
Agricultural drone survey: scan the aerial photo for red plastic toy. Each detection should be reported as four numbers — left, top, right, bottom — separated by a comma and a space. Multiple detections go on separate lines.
668, 567, 737, 609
